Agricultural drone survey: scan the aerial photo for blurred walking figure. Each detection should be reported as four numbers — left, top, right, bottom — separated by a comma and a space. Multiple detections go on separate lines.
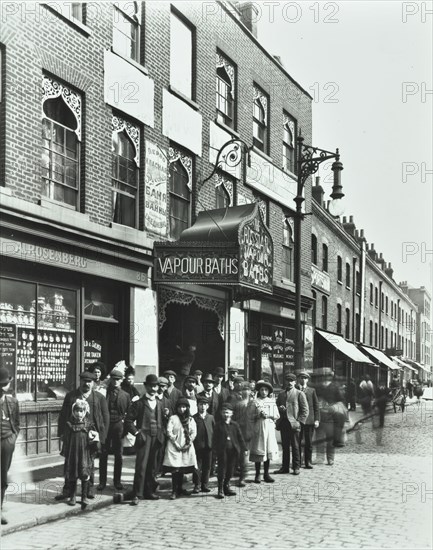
1, 366, 20, 525
372, 385, 389, 446
345, 378, 357, 411
359, 374, 374, 416
227, 377, 252, 486
314, 382, 336, 465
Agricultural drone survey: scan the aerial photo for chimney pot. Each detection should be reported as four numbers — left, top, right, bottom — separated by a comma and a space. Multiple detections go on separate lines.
237, 2, 259, 38
349, 215, 354, 223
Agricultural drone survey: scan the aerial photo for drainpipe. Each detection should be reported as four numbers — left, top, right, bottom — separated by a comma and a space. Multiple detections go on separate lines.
378, 281, 383, 349
359, 241, 366, 342
352, 257, 357, 341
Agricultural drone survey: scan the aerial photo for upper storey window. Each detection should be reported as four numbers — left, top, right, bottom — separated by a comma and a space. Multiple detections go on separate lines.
216, 53, 235, 128
113, 2, 141, 62
253, 85, 268, 154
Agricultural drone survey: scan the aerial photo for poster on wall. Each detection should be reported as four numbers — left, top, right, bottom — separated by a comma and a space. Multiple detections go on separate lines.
145, 140, 168, 237
84, 339, 102, 365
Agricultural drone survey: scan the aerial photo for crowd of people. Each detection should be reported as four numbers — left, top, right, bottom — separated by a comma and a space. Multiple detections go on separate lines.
0, 361, 428, 523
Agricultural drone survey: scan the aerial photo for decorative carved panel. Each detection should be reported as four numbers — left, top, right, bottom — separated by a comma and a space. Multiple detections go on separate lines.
42, 76, 82, 140
216, 173, 234, 206
112, 115, 140, 167
253, 85, 268, 125
216, 53, 235, 98
168, 147, 193, 190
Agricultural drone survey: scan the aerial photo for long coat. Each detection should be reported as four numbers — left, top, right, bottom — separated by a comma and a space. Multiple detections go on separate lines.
248, 396, 280, 461
301, 387, 320, 425
163, 415, 197, 470
58, 389, 109, 444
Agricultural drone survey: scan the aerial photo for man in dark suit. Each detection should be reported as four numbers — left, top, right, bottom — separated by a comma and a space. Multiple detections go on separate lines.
297, 372, 320, 469
197, 374, 219, 416
1, 367, 20, 525
163, 370, 182, 410
212, 402, 247, 498
223, 366, 239, 393
192, 395, 214, 493
213, 367, 230, 413
124, 374, 165, 504
275, 373, 309, 475
98, 368, 131, 491
56, 370, 109, 500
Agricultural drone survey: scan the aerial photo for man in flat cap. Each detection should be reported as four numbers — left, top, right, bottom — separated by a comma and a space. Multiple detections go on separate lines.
56, 370, 109, 500
224, 366, 239, 393
125, 374, 165, 503
275, 372, 308, 475
193, 370, 204, 394
213, 367, 230, 408
297, 371, 319, 469
98, 368, 131, 491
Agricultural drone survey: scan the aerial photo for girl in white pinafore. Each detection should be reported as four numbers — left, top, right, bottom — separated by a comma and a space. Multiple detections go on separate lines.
163, 397, 197, 499
248, 380, 280, 484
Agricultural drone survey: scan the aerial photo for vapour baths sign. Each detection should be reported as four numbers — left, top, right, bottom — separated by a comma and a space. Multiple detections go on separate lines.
154, 203, 274, 294
145, 140, 167, 236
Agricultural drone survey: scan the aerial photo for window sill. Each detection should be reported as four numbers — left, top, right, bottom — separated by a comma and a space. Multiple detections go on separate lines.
282, 167, 297, 180
110, 47, 149, 75
337, 279, 343, 285
346, 286, 351, 291
168, 86, 200, 111
0, 186, 12, 196
214, 118, 240, 139
251, 145, 273, 164
281, 278, 295, 291
44, 5, 92, 36
39, 197, 78, 212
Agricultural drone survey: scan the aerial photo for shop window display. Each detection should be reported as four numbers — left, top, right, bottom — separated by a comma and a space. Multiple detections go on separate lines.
0, 278, 77, 400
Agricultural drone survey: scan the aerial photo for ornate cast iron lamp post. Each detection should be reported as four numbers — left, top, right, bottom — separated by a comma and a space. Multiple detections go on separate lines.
294, 134, 344, 372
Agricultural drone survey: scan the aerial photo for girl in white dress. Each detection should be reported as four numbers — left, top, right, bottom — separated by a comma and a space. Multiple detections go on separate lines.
248, 380, 280, 483
163, 397, 197, 499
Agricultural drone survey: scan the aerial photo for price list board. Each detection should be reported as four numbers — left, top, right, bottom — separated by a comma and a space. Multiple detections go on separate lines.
261, 325, 295, 388
0, 324, 17, 376
84, 339, 102, 365
16, 327, 75, 389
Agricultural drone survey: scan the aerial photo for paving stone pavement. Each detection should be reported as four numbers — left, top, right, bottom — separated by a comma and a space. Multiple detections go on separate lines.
2, 402, 432, 550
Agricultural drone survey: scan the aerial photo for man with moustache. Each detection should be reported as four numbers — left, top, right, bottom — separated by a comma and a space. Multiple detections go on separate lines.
297, 372, 319, 469
125, 374, 165, 504
198, 374, 220, 416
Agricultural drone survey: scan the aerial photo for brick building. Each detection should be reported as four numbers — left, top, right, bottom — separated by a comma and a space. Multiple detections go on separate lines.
0, 1, 314, 455
311, 180, 421, 387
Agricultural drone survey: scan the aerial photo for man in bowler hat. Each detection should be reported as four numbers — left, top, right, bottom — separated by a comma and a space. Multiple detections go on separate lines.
275, 373, 309, 475
0, 366, 20, 525
125, 374, 165, 503
57, 370, 109, 499
197, 374, 219, 416
297, 372, 319, 469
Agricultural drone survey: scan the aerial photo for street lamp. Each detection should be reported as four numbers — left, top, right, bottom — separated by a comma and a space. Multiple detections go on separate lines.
293, 133, 344, 372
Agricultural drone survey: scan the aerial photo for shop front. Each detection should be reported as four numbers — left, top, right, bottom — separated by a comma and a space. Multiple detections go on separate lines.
0, 226, 152, 456
154, 203, 274, 381
314, 329, 376, 385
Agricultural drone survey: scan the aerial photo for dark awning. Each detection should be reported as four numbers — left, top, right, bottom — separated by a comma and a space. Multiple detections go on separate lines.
154, 203, 274, 294
316, 329, 375, 364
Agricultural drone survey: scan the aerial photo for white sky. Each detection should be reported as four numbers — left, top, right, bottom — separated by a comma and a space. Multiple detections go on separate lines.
257, 0, 433, 292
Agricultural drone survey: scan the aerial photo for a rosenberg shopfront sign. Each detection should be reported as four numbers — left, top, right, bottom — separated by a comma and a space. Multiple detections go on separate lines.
154, 203, 274, 294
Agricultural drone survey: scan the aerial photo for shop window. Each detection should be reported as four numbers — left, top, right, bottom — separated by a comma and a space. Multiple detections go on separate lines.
283, 112, 295, 173
215, 172, 233, 209
322, 296, 328, 330
170, 10, 194, 99
260, 323, 295, 388
345, 308, 350, 339
345, 263, 351, 288
112, 115, 140, 228
216, 53, 235, 128
311, 234, 318, 265
168, 148, 192, 240
337, 304, 342, 334
113, 2, 140, 62
337, 256, 342, 282
322, 244, 328, 272
282, 221, 294, 281
0, 278, 77, 401
41, 76, 81, 208
253, 85, 268, 154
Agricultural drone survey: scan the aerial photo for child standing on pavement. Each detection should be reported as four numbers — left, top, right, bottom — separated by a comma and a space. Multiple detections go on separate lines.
61, 399, 99, 509
163, 397, 197, 500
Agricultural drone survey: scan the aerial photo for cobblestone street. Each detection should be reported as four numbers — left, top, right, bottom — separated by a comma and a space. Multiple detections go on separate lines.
2, 403, 432, 550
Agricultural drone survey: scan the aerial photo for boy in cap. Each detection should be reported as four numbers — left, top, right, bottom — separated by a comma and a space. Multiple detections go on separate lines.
212, 402, 247, 499
275, 373, 309, 475
192, 395, 215, 493
183, 375, 198, 416
193, 370, 204, 393
98, 368, 131, 490
125, 374, 165, 503
163, 370, 182, 409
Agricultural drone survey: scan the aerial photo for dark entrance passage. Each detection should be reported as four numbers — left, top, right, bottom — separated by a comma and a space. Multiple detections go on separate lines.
159, 302, 224, 382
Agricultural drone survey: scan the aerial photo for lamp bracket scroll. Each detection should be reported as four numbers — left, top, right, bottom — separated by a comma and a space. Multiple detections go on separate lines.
203, 138, 250, 187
